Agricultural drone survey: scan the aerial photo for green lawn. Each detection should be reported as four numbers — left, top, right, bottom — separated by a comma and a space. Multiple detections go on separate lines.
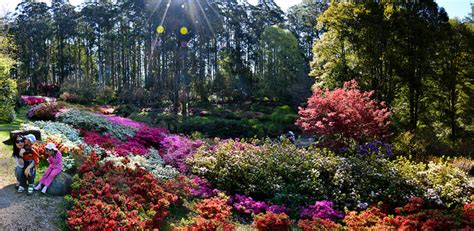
0, 108, 29, 156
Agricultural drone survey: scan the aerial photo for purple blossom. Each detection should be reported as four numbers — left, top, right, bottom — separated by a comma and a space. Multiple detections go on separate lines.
228, 194, 287, 215
356, 140, 393, 158
191, 177, 219, 198
299, 200, 344, 221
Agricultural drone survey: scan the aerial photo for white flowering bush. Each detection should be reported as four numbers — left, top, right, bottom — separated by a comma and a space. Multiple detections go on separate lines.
189, 139, 472, 210
101, 149, 179, 181
391, 156, 473, 207
58, 109, 136, 140
21, 121, 84, 149
63, 156, 75, 172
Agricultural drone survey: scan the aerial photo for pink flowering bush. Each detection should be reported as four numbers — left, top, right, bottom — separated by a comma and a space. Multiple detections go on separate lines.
21, 95, 56, 105
299, 200, 344, 221
229, 194, 288, 215
296, 80, 391, 148
100, 114, 147, 129
132, 127, 169, 149
160, 135, 203, 173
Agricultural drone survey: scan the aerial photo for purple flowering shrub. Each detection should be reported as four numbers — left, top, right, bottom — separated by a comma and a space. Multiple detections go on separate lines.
132, 127, 170, 149
100, 114, 147, 129
160, 135, 203, 173
27, 102, 68, 120
190, 177, 220, 198
229, 194, 288, 215
299, 200, 344, 221
356, 140, 393, 158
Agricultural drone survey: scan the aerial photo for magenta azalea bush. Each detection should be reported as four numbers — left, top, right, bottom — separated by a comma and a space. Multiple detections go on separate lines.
229, 194, 288, 215
133, 127, 169, 149
160, 135, 203, 173
299, 200, 344, 221
99, 114, 147, 129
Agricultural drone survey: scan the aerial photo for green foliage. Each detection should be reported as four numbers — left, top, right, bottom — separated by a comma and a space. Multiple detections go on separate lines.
0, 36, 17, 122
391, 156, 473, 207
189, 139, 458, 210
257, 25, 312, 105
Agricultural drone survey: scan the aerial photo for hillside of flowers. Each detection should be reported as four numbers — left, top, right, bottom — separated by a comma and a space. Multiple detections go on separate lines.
19, 101, 473, 230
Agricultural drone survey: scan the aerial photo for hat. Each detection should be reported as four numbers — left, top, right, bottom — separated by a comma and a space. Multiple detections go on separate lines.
24, 134, 36, 144
45, 143, 58, 151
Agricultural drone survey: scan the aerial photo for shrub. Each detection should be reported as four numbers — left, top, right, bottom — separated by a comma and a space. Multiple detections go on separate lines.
0, 46, 16, 122
391, 156, 473, 207
101, 149, 179, 181
299, 200, 344, 221
67, 153, 179, 229
228, 194, 288, 215
176, 197, 235, 231
27, 102, 68, 120
131, 126, 169, 149
297, 218, 342, 231
252, 211, 292, 231
160, 135, 202, 173
58, 109, 136, 140
296, 80, 391, 149
100, 114, 147, 129
21, 121, 83, 148
189, 139, 419, 210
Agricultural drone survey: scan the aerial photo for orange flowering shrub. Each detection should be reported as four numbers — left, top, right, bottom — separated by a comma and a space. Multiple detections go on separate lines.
252, 211, 293, 231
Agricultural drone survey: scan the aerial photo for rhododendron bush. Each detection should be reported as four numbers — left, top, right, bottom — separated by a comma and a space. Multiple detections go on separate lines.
296, 80, 391, 148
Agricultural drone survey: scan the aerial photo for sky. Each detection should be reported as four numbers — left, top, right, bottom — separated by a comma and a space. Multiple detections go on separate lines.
1, 0, 472, 19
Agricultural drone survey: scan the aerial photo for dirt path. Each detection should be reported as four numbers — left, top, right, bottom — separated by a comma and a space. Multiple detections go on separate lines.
0, 153, 65, 230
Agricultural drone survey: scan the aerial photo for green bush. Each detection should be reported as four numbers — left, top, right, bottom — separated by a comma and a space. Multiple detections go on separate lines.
391, 156, 473, 207
188, 139, 429, 210
0, 37, 17, 122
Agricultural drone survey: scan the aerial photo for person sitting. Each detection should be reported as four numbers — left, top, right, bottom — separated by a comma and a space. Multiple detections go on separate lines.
12, 135, 25, 191
20, 134, 39, 195
35, 143, 63, 194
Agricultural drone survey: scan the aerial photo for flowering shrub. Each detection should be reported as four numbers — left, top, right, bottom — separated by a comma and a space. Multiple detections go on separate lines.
228, 194, 288, 215
82, 131, 118, 150
132, 126, 169, 149
392, 156, 473, 206
27, 102, 68, 120
99, 114, 146, 129
21, 121, 82, 145
67, 153, 179, 229
189, 139, 418, 210
58, 109, 136, 140
464, 196, 474, 220
299, 200, 344, 221
160, 135, 203, 173
21, 95, 56, 105
296, 80, 391, 148
355, 140, 393, 158
343, 197, 473, 230
190, 177, 219, 198
297, 218, 342, 231
176, 197, 235, 231
101, 149, 179, 181
252, 211, 292, 231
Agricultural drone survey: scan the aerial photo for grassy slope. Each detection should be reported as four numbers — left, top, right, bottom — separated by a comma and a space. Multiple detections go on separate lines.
0, 108, 29, 156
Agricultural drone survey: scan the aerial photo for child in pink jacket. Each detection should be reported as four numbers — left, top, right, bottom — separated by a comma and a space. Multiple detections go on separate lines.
35, 143, 63, 194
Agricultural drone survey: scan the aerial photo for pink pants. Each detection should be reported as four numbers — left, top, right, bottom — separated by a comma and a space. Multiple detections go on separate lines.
39, 167, 61, 187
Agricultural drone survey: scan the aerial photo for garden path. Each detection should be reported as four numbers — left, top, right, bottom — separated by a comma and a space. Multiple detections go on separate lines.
0, 110, 65, 230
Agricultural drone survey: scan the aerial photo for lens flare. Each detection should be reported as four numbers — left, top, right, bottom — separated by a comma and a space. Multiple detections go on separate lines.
156, 25, 165, 34
180, 26, 188, 35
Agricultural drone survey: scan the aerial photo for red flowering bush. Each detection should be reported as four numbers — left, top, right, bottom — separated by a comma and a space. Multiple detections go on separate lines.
344, 197, 473, 230
67, 153, 179, 230
343, 207, 389, 230
175, 197, 235, 231
297, 218, 341, 231
82, 131, 118, 150
34, 138, 70, 158
464, 195, 474, 221
296, 80, 391, 148
252, 211, 293, 231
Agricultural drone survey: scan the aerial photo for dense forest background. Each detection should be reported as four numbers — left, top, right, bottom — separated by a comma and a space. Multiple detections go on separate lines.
1, 0, 473, 154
